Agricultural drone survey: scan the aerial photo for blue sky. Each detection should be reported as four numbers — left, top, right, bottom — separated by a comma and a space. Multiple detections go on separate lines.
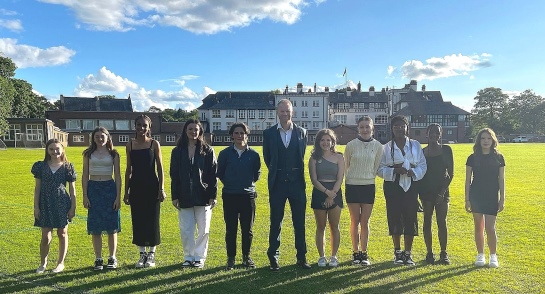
1, 0, 544, 111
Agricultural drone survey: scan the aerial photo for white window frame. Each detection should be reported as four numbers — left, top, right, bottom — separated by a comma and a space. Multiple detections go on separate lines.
212, 110, 221, 118
152, 135, 161, 142
73, 135, 85, 143
258, 110, 265, 119
312, 111, 319, 118
268, 110, 275, 119
312, 121, 320, 129
302, 100, 308, 107
66, 119, 80, 130
166, 135, 176, 143
375, 115, 388, 124
313, 100, 320, 107
115, 120, 130, 130
238, 110, 246, 119
248, 109, 255, 119
251, 122, 260, 130
226, 110, 235, 118
212, 122, 221, 131
335, 115, 347, 124
119, 135, 129, 143
213, 135, 222, 143
26, 124, 43, 141
224, 136, 232, 143
82, 119, 97, 130
301, 111, 308, 118
98, 120, 114, 130
4, 124, 21, 141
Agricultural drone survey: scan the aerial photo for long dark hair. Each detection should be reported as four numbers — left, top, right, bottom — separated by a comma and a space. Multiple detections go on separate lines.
311, 129, 339, 160
390, 115, 412, 162
176, 119, 207, 155
44, 139, 68, 163
472, 128, 501, 166
83, 127, 118, 159
426, 123, 442, 147
134, 114, 152, 138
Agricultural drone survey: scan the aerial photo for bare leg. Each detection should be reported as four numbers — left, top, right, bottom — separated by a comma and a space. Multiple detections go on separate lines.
57, 227, 68, 266
422, 201, 434, 253
473, 213, 485, 254
327, 206, 342, 257
392, 235, 401, 249
404, 235, 414, 252
92, 234, 102, 258
436, 201, 449, 251
484, 215, 497, 254
40, 228, 53, 267
108, 233, 118, 257
348, 203, 361, 252
359, 203, 373, 252
313, 209, 327, 257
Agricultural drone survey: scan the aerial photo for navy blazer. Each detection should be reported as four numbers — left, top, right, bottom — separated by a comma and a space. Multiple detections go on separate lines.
263, 123, 307, 192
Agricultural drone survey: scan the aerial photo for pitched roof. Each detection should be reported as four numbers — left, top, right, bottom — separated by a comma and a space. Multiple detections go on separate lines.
61, 96, 133, 111
198, 92, 276, 110
399, 89, 443, 103
396, 101, 470, 116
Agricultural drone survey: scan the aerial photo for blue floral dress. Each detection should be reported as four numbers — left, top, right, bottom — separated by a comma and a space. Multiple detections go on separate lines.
31, 161, 77, 228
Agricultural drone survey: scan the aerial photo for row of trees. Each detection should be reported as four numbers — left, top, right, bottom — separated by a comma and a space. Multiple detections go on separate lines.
471, 87, 545, 136
0, 56, 56, 135
147, 106, 198, 122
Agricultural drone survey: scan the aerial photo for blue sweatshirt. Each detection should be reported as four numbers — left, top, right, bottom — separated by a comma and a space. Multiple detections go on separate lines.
217, 144, 261, 196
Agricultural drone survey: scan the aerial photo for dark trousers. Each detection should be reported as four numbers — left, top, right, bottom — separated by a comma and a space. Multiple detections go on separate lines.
223, 193, 256, 257
267, 180, 307, 261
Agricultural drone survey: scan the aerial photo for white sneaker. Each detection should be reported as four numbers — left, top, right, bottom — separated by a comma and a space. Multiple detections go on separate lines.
36, 264, 46, 274
489, 254, 499, 268
328, 256, 339, 267
135, 252, 147, 269
52, 264, 65, 273
317, 256, 327, 267
475, 253, 486, 267
145, 252, 156, 268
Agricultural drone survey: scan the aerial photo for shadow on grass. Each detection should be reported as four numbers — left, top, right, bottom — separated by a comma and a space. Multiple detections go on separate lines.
1, 260, 481, 293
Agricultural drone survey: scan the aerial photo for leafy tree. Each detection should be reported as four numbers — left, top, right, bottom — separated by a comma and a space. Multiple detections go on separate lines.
507, 90, 544, 134
0, 55, 16, 79
471, 87, 509, 134
148, 106, 162, 113
0, 56, 17, 134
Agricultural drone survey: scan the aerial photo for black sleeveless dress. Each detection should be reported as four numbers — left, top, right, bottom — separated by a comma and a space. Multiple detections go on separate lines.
129, 140, 161, 246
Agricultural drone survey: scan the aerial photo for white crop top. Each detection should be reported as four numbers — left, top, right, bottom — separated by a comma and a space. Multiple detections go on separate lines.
89, 153, 114, 176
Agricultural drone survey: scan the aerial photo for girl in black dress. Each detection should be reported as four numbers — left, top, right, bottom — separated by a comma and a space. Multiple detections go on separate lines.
465, 128, 505, 268
124, 115, 167, 268
419, 124, 453, 265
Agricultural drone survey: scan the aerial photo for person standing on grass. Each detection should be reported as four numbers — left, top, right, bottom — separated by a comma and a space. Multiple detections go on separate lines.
82, 127, 122, 270
419, 124, 453, 265
124, 115, 167, 268
465, 128, 505, 268
308, 129, 344, 267
217, 122, 261, 270
170, 119, 217, 269
344, 116, 384, 266
263, 99, 311, 271
32, 139, 77, 274
378, 115, 427, 266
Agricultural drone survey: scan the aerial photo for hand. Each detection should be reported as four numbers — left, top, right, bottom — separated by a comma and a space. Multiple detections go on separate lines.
113, 197, 121, 211
465, 201, 472, 213
407, 169, 416, 178
83, 196, 91, 209
123, 193, 130, 205
325, 189, 336, 199
158, 190, 166, 202
172, 199, 180, 210
394, 167, 408, 175
323, 197, 334, 208
209, 199, 217, 208
34, 207, 40, 220
68, 208, 75, 220
498, 198, 505, 213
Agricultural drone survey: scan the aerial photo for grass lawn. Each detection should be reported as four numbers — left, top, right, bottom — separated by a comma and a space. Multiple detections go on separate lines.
0, 143, 544, 293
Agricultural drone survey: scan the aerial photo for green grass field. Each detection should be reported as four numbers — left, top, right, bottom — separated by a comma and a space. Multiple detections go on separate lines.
0, 143, 544, 293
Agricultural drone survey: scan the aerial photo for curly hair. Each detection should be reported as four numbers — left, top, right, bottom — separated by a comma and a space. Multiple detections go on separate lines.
311, 128, 339, 160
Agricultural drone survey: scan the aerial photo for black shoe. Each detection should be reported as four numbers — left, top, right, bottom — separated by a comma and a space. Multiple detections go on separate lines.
404, 251, 416, 266
106, 257, 118, 269
94, 258, 103, 270
360, 252, 371, 266
269, 259, 280, 271
425, 252, 435, 265
438, 251, 451, 265
394, 250, 404, 265
226, 257, 235, 270
296, 259, 311, 269
352, 252, 362, 265
242, 255, 256, 268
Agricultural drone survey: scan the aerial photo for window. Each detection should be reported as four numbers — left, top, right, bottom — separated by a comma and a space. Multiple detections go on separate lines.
249, 136, 257, 143
152, 135, 161, 142
226, 110, 235, 118
313, 100, 320, 107
268, 110, 275, 119
66, 119, 80, 130
166, 135, 176, 143
292, 111, 297, 118
447, 130, 453, 135
266, 122, 273, 129
224, 136, 232, 143
248, 110, 255, 119
338, 103, 350, 109
115, 120, 130, 130
259, 136, 263, 142
238, 110, 246, 119
251, 122, 260, 130
355, 114, 365, 123
213, 136, 222, 143
302, 100, 308, 107
98, 120, 114, 130
212, 122, 221, 131
301, 121, 309, 128
119, 135, 129, 143
258, 110, 265, 119
212, 110, 221, 118
312, 111, 319, 118
301, 111, 308, 118
313, 121, 320, 129
375, 115, 388, 124
26, 124, 43, 141
226, 122, 234, 130
82, 119, 97, 130
73, 135, 85, 142
309, 135, 316, 143
292, 100, 297, 107
334, 115, 347, 124
4, 124, 20, 141
355, 103, 365, 109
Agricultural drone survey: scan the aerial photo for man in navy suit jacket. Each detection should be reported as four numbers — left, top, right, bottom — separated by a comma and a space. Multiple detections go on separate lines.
263, 99, 311, 271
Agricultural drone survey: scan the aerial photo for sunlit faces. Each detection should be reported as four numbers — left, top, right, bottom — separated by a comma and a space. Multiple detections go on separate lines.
48, 143, 64, 159
276, 102, 293, 125
319, 134, 333, 151
480, 132, 493, 150
427, 125, 442, 143
93, 131, 109, 146
135, 119, 150, 137
358, 120, 374, 139
232, 127, 248, 146
186, 123, 200, 141
392, 121, 408, 138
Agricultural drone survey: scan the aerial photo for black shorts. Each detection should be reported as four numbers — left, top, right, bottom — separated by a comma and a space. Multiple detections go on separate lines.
345, 184, 375, 204
383, 181, 419, 236
311, 181, 343, 210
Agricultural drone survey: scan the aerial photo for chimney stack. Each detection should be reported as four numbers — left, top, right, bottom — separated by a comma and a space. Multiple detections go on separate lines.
369, 86, 375, 97
297, 83, 303, 94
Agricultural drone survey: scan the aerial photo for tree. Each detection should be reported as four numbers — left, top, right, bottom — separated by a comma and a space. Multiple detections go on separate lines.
0, 56, 17, 134
471, 87, 509, 134
506, 90, 544, 134
148, 106, 162, 112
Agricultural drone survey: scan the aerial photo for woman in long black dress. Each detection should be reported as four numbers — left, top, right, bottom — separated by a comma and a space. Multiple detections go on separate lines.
124, 115, 167, 268
465, 128, 505, 268
419, 124, 453, 265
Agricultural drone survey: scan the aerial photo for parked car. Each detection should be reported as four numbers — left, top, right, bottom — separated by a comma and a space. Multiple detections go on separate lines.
512, 136, 529, 143
496, 135, 506, 143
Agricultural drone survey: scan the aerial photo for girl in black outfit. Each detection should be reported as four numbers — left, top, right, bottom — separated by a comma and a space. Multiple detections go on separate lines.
419, 124, 453, 265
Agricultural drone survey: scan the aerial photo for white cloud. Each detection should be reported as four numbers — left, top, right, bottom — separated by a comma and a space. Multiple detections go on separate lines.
0, 19, 23, 32
387, 65, 396, 76
39, 0, 311, 34
504, 90, 521, 98
0, 9, 18, 16
0, 38, 75, 68
400, 53, 492, 81
73, 67, 213, 111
